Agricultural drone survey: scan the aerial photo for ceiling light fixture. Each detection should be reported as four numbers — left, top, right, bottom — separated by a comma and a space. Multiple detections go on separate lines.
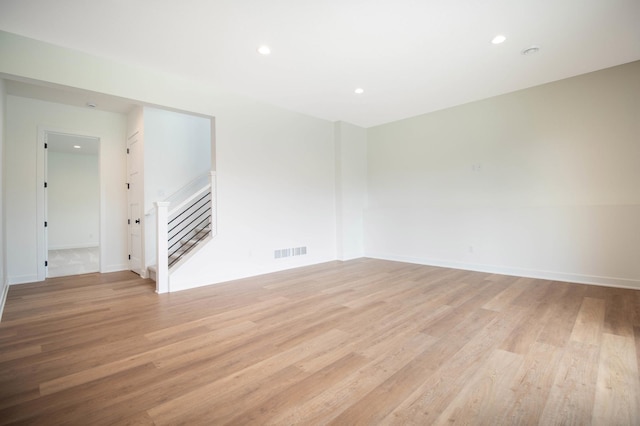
354, 88, 364, 95
257, 45, 271, 55
73, 145, 81, 149
491, 35, 506, 44
521, 45, 541, 55
86, 102, 97, 108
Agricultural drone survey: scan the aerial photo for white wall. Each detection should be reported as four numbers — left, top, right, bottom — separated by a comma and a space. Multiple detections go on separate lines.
366, 61, 640, 288
0, 78, 8, 316
170, 104, 336, 291
5, 95, 128, 283
143, 106, 211, 211
142, 107, 211, 268
1, 31, 638, 293
0, 31, 338, 290
47, 151, 99, 249
335, 121, 367, 260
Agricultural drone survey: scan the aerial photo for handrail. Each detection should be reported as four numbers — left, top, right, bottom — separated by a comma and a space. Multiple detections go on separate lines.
145, 172, 211, 217
168, 184, 211, 217
165, 173, 210, 205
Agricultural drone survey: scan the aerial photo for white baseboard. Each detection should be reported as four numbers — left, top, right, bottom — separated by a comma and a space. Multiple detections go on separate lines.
169, 257, 335, 293
0, 280, 9, 321
366, 252, 640, 290
101, 263, 129, 274
337, 252, 365, 261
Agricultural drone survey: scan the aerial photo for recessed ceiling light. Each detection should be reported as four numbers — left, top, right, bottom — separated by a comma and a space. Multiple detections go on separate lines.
73, 145, 81, 149
522, 45, 541, 55
491, 35, 506, 44
354, 88, 364, 95
257, 45, 271, 55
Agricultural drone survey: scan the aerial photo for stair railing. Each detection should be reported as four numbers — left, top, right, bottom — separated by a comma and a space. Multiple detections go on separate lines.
155, 171, 216, 293
168, 189, 211, 266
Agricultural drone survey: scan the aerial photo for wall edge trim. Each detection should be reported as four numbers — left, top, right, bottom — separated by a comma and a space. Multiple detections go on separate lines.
0, 281, 9, 321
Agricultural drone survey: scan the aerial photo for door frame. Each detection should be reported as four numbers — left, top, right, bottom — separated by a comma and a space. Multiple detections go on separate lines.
37, 126, 102, 280
126, 129, 145, 277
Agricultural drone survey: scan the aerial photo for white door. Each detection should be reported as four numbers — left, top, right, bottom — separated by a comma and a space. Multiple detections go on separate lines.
44, 133, 49, 277
127, 132, 144, 275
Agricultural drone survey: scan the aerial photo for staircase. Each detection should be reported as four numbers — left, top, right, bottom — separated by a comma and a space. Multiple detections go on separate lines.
168, 186, 212, 268
151, 172, 216, 293
169, 225, 211, 267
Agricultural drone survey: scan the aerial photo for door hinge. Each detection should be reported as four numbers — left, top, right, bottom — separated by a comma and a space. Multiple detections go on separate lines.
127, 148, 130, 154
128, 254, 131, 260
44, 221, 48, 228
127, 183, 130, 189
44, 182, 48, 188
45, 260, 48, 267
44, 143, 48, 149
128, 219, 131, 225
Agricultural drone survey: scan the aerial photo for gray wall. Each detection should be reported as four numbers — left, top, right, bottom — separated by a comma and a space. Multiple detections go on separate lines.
366, 61, 640, 288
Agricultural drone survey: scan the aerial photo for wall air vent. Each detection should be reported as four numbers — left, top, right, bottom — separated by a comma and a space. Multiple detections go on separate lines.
274, 246, 307, 259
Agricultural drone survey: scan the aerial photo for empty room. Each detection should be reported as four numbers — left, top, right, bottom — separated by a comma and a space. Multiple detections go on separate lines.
0, 1, 639, 424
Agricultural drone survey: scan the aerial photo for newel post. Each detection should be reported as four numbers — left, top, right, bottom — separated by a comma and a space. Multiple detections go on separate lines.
156, 201, 170, 294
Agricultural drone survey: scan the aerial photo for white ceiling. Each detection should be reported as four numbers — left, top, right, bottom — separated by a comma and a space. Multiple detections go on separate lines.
1, 0, 639, 128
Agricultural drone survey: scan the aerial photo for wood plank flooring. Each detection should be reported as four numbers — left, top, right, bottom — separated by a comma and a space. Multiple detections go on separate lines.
0, 258, 639, 425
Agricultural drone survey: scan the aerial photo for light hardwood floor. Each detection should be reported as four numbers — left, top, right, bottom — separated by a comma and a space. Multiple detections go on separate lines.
1, 259, 639, 425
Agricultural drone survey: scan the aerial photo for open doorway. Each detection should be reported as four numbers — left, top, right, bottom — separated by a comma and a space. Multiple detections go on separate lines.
45, 132, 100, 277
